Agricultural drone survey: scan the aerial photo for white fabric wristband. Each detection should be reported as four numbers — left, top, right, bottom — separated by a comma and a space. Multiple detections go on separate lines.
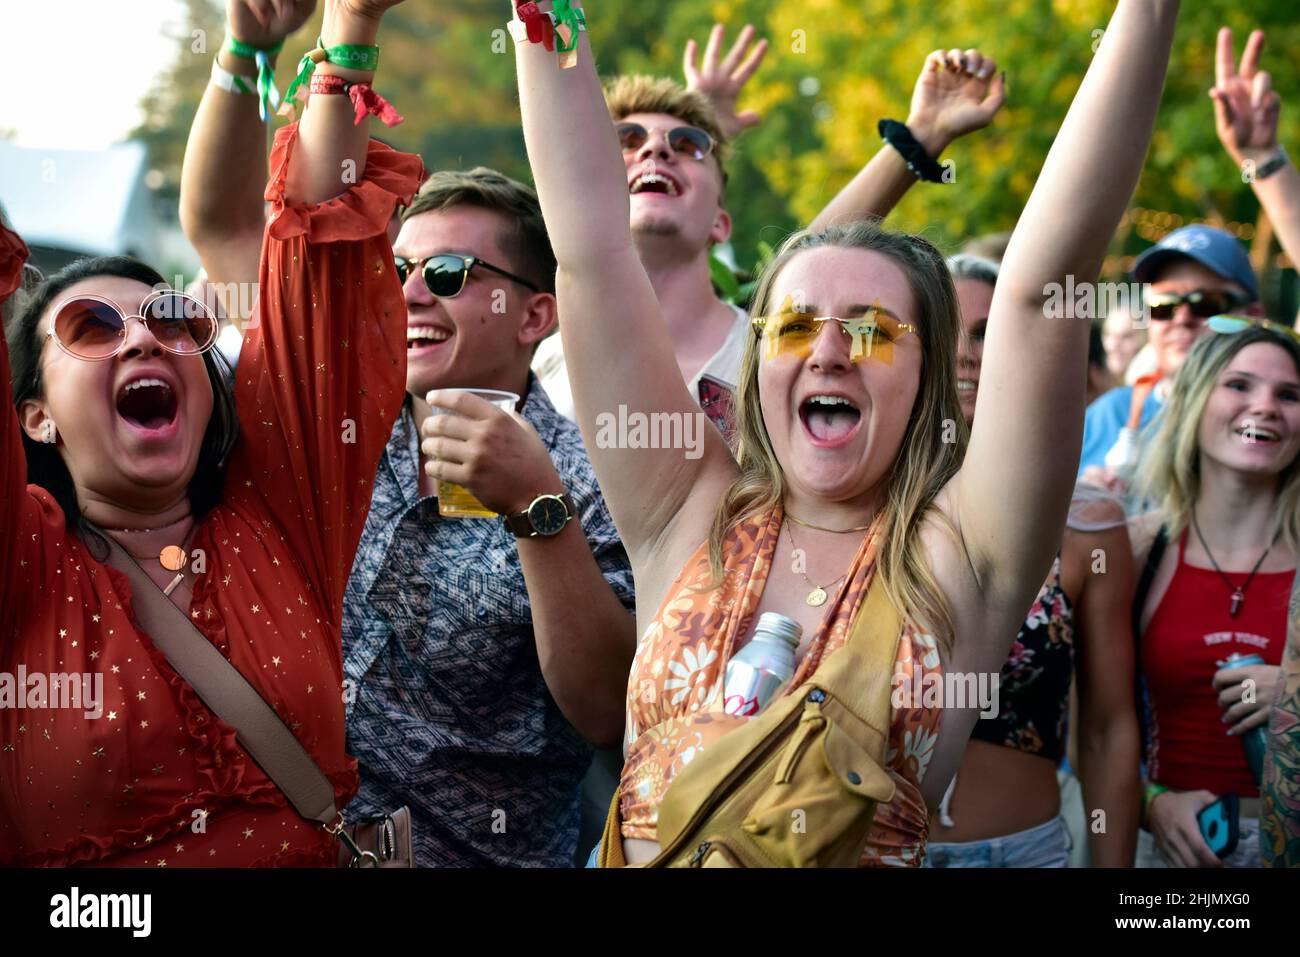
210, 57, 257, 96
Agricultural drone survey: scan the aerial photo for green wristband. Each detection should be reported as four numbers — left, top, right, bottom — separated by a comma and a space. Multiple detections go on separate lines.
224, 35, 286, 60
1141, 782, 1168, 828
551, 1, 585, 69
223, 35, 286, 121
282, 39, 381, 116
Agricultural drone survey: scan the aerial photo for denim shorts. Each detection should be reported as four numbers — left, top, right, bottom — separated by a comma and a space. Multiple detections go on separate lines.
923, 814, 1072, 868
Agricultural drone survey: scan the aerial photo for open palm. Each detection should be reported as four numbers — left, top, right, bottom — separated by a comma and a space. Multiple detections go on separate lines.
684, 24, 769, 141
909, 48, 1006, 144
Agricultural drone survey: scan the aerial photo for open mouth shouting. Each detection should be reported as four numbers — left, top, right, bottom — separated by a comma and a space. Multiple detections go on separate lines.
407, 322, 452, 356
115, 372, 179, 440
629, 164, 682, 198
799, 393, 863, 448
1236, 422, 1282, 445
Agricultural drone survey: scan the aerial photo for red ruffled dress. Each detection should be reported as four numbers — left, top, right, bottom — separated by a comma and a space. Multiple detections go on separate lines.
0, 126, 423, 866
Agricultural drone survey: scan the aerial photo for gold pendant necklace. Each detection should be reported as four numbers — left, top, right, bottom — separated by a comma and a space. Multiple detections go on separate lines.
784, 522, 847, 607
123, 543, 191, 596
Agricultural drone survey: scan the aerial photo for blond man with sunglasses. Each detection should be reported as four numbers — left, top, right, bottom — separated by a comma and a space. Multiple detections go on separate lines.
535, 27, 1006, 438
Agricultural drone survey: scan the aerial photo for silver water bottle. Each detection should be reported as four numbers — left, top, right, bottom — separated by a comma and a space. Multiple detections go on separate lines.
723, 613, 802, 717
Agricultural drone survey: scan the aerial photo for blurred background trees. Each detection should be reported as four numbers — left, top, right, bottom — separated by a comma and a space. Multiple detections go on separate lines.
133, 0, 1300, 309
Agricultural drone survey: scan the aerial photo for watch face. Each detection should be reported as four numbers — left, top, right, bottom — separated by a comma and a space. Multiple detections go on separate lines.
529, 496, 569, 536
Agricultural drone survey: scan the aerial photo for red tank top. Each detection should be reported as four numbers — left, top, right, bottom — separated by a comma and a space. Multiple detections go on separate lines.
1141, 530, 1290, 795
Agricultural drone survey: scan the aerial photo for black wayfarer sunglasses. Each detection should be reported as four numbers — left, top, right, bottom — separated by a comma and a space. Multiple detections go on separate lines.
393, 253, 540, 299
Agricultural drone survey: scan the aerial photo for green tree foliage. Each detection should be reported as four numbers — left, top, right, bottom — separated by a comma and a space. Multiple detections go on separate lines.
136, 0, 1299, 293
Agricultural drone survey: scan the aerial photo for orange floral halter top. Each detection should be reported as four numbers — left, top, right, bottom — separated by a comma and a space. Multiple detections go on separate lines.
618, 505, 943, 866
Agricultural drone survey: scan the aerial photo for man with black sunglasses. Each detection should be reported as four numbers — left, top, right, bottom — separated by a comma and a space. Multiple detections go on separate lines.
1079, 223, 1262, 484
337, 168, 637, 867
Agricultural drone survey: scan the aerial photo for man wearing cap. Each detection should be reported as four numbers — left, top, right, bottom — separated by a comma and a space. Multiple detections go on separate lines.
1078, 224, 1262, 481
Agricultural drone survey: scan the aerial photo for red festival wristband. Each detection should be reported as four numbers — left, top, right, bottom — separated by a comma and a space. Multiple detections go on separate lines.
308, 73, 404, 127
513, 1, 555, 51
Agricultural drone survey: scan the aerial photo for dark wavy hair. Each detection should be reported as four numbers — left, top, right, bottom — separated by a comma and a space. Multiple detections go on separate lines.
5, 257, 238, 530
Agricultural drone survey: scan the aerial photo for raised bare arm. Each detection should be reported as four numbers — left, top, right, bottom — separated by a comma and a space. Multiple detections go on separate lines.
180, 0, 315, 322
514, 2, 737, 568
955, 0, 1179, 641
1211, 26, 1300, 326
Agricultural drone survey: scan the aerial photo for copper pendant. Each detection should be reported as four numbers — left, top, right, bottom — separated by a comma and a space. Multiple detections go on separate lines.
806, 586, 828, 607
1230, 589, 1244, 618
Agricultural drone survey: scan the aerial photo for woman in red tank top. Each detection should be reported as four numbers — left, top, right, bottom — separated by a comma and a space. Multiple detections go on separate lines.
1132, 322, 1300, 867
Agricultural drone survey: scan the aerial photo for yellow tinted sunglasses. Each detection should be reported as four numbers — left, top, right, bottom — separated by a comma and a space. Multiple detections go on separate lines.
752, 297, 917, 364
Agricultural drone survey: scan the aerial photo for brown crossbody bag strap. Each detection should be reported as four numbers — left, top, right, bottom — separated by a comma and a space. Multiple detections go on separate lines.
88, 526, 385, 866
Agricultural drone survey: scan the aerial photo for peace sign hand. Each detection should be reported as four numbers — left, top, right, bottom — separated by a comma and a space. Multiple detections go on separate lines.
1210, 27, 1281, 168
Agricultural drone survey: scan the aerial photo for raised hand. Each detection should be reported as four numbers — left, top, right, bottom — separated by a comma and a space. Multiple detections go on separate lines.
908, 48, 1007, 154
334, 0, 405, 22
1210, 27, 1280, 168
683, 24, 769, 140
227, 0, 316, 48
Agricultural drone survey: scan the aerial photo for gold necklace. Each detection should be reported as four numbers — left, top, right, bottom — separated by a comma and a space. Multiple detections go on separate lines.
104, 513, 193, 535
119, 540, 191, 597
784, 521, 849, 607
785, 511, 873, 534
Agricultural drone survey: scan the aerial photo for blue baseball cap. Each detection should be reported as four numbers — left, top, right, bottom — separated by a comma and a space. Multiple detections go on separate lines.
1131, 224, 1259, 301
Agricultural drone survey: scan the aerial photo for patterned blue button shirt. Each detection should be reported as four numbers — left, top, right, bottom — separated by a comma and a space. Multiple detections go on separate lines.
342, 376, 635, 867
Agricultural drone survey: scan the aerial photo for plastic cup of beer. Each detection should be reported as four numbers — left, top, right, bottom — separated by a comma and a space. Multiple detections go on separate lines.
428, 388, 520, 518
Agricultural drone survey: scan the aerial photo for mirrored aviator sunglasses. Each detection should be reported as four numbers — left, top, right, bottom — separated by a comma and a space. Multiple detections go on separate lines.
615, 122, 714, 161
752, 298, 916, 365
1207, 313, 1300, 345
49, 291, 218, 361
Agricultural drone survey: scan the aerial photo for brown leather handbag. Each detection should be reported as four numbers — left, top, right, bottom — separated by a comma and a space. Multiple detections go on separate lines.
599, 577, 902, 867
92, 528, 413, 867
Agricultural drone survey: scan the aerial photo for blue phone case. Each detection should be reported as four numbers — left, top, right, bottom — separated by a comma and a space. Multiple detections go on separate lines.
1196, 794, 1239, 858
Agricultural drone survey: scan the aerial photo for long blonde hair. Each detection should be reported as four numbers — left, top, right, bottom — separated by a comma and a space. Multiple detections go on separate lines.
708, 221, 969, 648
1135, 325, 1300, 549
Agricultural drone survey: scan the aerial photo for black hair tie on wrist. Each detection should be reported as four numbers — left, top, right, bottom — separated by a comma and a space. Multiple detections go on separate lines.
878, 119, 948, 183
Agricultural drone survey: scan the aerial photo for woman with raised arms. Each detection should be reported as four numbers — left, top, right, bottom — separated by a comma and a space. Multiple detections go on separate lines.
509, 0, 1179, 866
0, 0, 421, 866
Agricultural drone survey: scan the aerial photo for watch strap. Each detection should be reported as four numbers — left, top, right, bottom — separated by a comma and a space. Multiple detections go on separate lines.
1255, 146, 1290, 181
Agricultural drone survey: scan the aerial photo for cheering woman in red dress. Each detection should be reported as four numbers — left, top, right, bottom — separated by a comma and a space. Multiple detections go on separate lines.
0, 0, 421, 866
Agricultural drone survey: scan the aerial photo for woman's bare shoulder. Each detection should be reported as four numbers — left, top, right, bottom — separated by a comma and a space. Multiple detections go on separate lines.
1126, 509, 1164, 561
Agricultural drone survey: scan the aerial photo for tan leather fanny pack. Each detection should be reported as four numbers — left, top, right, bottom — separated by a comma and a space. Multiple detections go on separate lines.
599, 578, 901, 868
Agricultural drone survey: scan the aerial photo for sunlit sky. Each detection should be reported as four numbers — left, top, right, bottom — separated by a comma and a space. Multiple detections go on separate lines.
0, 1, 185, 150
